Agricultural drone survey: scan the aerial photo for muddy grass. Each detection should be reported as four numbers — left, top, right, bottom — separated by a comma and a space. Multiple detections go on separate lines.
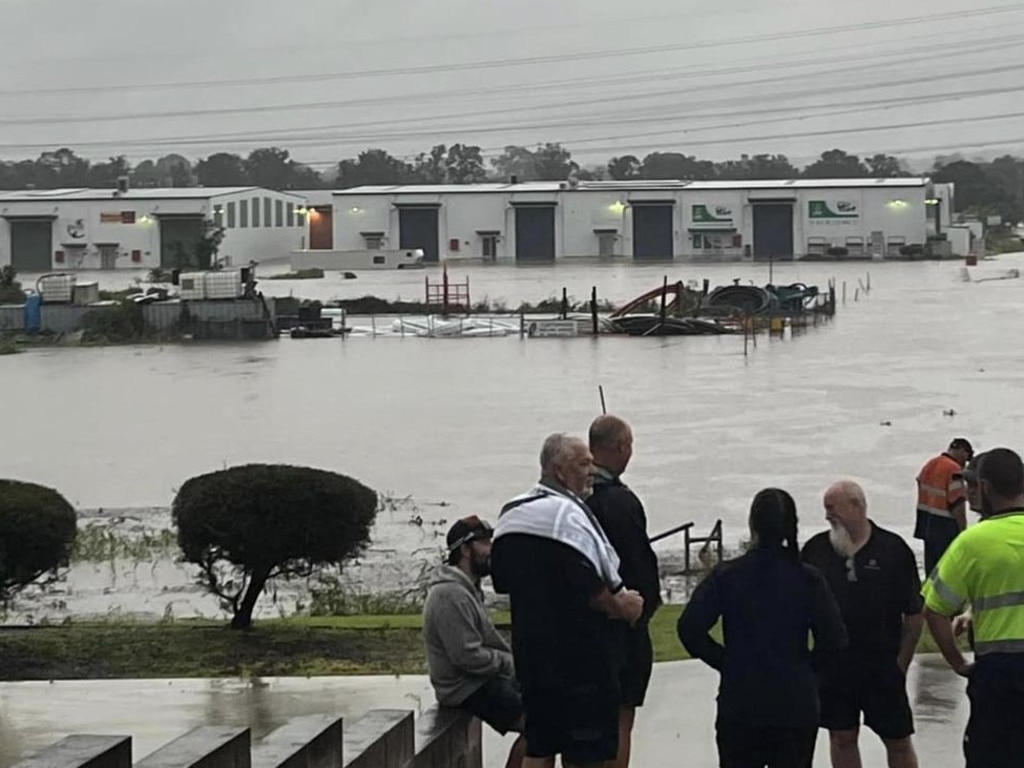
0, 606, 951, 681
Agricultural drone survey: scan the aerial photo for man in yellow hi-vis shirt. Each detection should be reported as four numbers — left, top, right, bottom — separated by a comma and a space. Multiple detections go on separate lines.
922, 448, 1024, 768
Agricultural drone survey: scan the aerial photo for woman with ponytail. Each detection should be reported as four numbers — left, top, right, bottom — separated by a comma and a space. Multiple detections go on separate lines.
678, 488, 848, 768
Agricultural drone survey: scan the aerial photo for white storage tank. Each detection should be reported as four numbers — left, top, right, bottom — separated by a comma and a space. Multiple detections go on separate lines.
73, 282, 101, 306
178, 272, 206, 300
203, 270, 243, 299
37, 274, 76, 304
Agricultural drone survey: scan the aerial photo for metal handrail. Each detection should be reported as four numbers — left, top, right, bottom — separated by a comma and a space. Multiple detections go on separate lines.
650, 518, 724, 574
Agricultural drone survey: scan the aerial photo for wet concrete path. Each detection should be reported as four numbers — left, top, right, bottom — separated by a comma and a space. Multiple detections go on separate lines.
0, 656, 968, 767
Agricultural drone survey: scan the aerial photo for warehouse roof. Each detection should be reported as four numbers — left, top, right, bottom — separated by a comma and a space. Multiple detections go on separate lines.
335, 178, 929, 195
0, 187, 306, 202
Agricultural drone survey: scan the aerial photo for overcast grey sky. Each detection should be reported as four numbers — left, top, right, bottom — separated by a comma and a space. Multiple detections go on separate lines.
0, 0, 1022, 169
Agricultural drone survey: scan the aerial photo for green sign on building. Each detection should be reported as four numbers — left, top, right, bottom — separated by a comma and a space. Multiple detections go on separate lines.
692, 204, 733, 224
808, 200, 858, 219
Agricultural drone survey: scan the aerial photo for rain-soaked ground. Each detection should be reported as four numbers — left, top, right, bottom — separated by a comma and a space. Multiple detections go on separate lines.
0, 656, 969, 768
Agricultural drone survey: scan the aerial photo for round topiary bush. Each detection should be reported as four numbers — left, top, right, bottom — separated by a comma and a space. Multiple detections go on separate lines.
173, 464, 378, 629
0, 480, 77, 605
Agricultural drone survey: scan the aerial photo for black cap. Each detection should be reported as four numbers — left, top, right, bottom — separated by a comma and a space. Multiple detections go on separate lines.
960, 451, 986, 484
446, 516, 494, 553
949, 438, 974, 459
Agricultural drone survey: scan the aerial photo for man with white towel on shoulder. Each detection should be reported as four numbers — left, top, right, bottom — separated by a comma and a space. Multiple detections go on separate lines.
490, 433, 643, 768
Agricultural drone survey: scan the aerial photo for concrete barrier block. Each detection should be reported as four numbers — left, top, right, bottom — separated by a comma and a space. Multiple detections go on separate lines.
413, 708, 482, 768
135, 727, 250, 768
252, 715, 343, 768
341, 710, 413, 768
11, 736, 132, 768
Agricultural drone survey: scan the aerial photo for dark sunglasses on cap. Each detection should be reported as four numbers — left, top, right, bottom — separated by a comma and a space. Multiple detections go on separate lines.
447, 518, 494, 553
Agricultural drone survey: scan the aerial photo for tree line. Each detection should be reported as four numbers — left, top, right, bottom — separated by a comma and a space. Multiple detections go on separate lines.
1, 143, 1021, 223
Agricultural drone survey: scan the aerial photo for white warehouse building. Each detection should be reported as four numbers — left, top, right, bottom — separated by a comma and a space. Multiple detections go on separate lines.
0, 186, 307, 272
324, 178, 954, 262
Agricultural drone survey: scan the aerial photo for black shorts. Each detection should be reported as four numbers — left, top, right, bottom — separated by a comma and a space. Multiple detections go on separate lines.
716, 718, 817, 768
964, 656, 1024, 768
619, 626, 655, 708
914, 512, 959, 576
460, 676, 524, 735
523, 681, 620, 764
819, 656, 914, 740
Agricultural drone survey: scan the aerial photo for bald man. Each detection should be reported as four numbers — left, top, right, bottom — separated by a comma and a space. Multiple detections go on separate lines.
801, 481, 924, 768
587, 415, 662, 768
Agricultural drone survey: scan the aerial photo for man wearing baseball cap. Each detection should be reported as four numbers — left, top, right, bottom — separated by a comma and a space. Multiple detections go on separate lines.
423, 516, 526, 768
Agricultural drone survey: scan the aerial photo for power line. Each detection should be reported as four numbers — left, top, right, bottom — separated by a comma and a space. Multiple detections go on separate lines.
2, 48, 1020, 134
1, 2, 1020, 98
3, 84, 1015, 153
0, 3, 804, 67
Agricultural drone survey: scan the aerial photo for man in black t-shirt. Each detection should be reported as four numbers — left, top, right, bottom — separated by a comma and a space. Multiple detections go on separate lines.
801, 480, 923, 768
586, 415, 661, 768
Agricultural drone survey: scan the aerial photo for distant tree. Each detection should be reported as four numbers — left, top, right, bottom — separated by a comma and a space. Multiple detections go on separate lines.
984, 155, 1024, 223
245, 147, 297, 190
336, 149, 415, 187
131, 159, 162, 188
491, 145, 538, 181
933, 160, 1014, 219
716, 154, 798, 180
173, 464, 378, 630
641, 152, 716, 180
413, 144, 448, 184
159, 154, 195, 187
87, 155, 131, 187
0, 480, 77, 606
802, 149, 869, 178
865, 154, 907, 178
196, 221, 226, 269
195, 152, 248, 187
607, 155, 642, 180
289, 163, 325, 189
576, 166, 605, 181
0, 161, 33, 189
532, 143, 577, 180
445, 143, 487, 184
36, 148, 91, 188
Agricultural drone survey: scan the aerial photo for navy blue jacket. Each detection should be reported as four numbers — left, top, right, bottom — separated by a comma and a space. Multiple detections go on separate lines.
677, 546, 848, 728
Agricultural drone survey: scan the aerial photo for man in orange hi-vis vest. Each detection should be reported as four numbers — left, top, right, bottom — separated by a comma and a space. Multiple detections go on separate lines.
915, 438, 973, 576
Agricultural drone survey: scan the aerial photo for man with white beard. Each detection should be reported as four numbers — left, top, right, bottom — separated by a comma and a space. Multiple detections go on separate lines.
801, 480, 924, 768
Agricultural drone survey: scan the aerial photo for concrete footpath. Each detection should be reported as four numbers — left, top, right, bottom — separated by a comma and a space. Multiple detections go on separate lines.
0, 657, 967, 768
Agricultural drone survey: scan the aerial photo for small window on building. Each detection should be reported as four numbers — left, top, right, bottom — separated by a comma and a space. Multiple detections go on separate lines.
264, 198, 273, 228
365, 236, 383, 250
227, 202, 236, 228
692, 233, 704, 249
239, 199, 249, 228
597, 233, 616, 257
213, 205, 224, 229
286, 202, 295, 226
252, 197, 261, 227
275, 200, 284, 227
372, 255, 386, 265
482, 235, 497, 258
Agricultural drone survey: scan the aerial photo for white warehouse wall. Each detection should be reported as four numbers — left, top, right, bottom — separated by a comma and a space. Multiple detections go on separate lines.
0, 189, 306, 271
213, 190, 306, 266
330, 182, 933, 262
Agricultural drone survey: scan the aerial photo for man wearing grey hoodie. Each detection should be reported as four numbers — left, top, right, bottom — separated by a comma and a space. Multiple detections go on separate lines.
423, 516, 527, 768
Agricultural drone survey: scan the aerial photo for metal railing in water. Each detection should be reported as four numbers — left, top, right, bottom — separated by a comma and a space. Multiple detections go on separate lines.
650, 519, 724, 574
